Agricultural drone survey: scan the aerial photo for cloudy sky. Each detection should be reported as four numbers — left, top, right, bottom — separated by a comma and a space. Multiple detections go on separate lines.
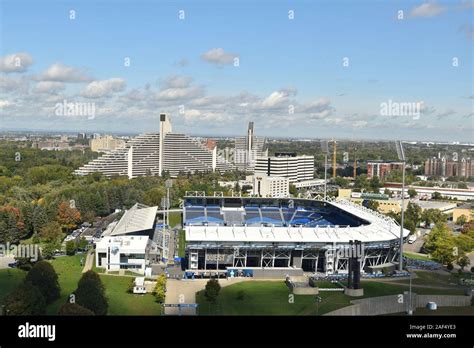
0, 0, 472, 141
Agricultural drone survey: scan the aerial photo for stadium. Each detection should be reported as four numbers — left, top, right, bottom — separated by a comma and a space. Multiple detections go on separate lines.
183, 194, 410, 277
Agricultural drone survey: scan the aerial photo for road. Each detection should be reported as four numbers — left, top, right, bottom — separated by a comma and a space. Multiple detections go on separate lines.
82, 249, 94, 273
0, 255, 15, 269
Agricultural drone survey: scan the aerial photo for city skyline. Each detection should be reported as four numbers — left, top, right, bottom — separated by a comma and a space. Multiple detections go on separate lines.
1, 0, 473, 142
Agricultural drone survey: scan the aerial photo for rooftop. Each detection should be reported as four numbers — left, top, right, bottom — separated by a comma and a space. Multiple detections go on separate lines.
108, 203, 158, 236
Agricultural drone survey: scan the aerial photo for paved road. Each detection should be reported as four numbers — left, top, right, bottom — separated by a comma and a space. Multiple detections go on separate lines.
0, 255, 15, 269
82, 249, 94, 273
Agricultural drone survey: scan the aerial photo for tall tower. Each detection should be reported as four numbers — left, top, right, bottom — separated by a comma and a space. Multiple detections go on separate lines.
158, 114, 172, 176
332, 140, 337, 179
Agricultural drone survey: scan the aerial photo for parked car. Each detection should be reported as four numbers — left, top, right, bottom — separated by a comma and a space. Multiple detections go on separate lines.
407, 234, 417, 244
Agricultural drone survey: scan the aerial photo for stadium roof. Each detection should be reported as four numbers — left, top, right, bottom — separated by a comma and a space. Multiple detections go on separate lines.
185, 199, 410, 244
108, 203, 158, 236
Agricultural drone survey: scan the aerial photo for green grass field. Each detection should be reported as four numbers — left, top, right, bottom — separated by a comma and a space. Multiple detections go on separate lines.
404, 252, 431, 261
395, 271, 461, 288
0, 255, 162, 315
196, 280, 467, 316
168, 212, 182, 228
46, 255, 162, 315
100, 275, 162, 315
47, 255, 85, 314
178, 229, 186, 258
196, 281, 351, 315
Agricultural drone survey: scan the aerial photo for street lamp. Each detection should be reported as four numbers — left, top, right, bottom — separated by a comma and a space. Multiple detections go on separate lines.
321, 140, 329, 201
396, 140, 406, 271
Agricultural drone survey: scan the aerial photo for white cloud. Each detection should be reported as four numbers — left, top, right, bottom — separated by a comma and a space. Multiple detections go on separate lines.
80, 78, 126, 98
155, 86, 204, 102
33, 81, 65, 94
161, 75, 193, 89
410, 2, 445, 17
0, 100, 12, 108
201, 48, 238, 65
0, 53, 34, 73
260, 88, 297, 109
37, 63, 93, 82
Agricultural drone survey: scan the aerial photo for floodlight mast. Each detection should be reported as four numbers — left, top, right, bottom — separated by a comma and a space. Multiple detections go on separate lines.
396, 141, 406, 271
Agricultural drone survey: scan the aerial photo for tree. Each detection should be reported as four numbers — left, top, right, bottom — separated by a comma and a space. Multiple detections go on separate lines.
383, 188, 393, 198
0, 205, 25, 244
365, 200, 379, 212
5, 281, 46, 315
58, 303, 95, 316
421, 208, 447, 226
204, 278, 221, 303
369, 176, 381, 193
153, 274, 167, 303
334, 176, 349, 188
456, 215, 468, 226
66, 240, 77, 255
407, 189, 417, 198
289, 184, 297, 196
405, 202, 422, 227
25, 261, 61, 304
57, 201, 81, 232
456, 255, 470, 271
75, 271, 108, 315
432, 192, 442, 200
39, 221, 63, 243
77, 236, 88, 251
41, 242, 57, 259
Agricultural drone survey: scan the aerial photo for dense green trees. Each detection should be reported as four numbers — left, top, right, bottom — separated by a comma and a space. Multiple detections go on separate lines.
4, 281, 47, 315
204, 278, 221, 303
153, 274, 167, 303
24, 261, 60, 304
74, 271, 108, 315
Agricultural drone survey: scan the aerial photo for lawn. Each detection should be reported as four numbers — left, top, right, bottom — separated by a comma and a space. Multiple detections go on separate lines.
169, 212, 182, 228
196, 280, 467, 316
395, 271, 461, 288
0, 268, 26, 308
46, 255, 162, 315
196, 281, 351, 315
178, 229, 186, 258
99, 275, 162, 315
47, 255, 84, 314
404, 252, 431, 261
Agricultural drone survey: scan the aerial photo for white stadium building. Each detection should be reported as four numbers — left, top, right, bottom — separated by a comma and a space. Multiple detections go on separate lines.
182, 194, 410, 277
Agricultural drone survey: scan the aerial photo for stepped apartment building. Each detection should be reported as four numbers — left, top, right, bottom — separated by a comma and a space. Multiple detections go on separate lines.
75, 114, 234, 178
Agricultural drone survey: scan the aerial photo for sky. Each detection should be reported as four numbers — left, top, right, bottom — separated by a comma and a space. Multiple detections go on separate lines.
0, 0, 473, 141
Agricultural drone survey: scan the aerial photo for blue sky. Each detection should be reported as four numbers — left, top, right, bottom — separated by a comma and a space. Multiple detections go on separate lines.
0, 0, 472, 141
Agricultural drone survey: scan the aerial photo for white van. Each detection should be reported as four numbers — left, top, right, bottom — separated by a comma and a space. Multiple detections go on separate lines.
408, 234, 417, 244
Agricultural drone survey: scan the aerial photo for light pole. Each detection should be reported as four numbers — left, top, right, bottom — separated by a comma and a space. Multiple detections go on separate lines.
396, 140, 406, 271
408, 270, 413, 315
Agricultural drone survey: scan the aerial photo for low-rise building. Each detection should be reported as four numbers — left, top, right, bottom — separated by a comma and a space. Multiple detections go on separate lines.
250, 173, 289, 198
95, 235, 150, 274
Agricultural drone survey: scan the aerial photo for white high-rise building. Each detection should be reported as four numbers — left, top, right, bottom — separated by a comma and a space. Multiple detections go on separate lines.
255, 152, 314, 183
75, 114, 234, 178
234, 121, 267, 171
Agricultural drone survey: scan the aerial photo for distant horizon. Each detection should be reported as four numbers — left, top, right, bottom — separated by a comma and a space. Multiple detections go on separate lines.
2, 125, 474, 145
